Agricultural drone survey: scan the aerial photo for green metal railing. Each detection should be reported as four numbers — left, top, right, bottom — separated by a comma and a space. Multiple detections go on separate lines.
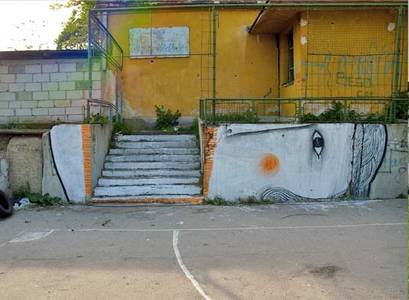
200, 97, 409, 124
87, 11, 124, 121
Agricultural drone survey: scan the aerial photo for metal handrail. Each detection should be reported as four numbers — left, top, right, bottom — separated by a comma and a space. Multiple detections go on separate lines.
87, 99, 120, 123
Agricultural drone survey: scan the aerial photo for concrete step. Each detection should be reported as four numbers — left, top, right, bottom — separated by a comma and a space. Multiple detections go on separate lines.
104, 162, 200, 170
109, 148, 199, 155
102, 169, 201, 178
105, 154, 200, 163
91, 195, 203, 204
116, 141, 196, 149
116, 134, 196, 143
94, 185, 201, 197
98, 177, 199, 186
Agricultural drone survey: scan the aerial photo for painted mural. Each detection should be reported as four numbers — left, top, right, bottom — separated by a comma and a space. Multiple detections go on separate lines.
207, 123, 405, 202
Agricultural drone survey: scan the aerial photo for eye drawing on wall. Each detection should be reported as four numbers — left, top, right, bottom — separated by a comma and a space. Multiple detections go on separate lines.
312, 130, 324, 158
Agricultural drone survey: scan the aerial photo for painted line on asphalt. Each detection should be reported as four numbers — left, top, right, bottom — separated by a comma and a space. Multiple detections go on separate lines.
0, 230, 27, 249
9, 230, 55, 243
52, 222, 407, 233
173, 230, 213, 300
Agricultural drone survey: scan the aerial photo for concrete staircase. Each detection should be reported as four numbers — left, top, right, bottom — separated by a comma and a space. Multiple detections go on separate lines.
92, 134, 203, 204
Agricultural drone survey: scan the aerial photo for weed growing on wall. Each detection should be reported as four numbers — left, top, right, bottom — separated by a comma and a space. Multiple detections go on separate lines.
213, 109, 259, 123
154, 105, 181, 130
84, 113, 109, 125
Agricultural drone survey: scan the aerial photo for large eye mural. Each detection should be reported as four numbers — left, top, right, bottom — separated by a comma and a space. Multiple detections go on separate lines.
312, 130, 324, 158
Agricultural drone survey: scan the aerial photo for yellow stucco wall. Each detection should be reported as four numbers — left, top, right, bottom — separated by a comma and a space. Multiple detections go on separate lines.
107, 8, 277, 119
276, 9, 408, 116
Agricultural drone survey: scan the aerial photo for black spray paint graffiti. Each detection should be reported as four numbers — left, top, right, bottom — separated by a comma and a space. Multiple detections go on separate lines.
261, 124, 387, 203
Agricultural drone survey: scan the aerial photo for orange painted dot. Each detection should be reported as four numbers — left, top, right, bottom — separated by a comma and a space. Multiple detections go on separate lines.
260, 153, 280, 175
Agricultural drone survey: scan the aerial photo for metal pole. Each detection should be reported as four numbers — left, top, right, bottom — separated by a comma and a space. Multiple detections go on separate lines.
87, 10, 93, 120
211, 6, 217, 122
392, 6, 403, 96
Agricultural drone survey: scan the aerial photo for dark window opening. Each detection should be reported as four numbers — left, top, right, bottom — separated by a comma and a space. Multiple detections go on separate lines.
287, 32, 294, 84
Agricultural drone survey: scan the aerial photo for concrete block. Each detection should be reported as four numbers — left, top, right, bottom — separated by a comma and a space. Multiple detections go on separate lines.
54, 100, 71, 107
104, 161, 200, 170
50, 72, 67, 82
33, 91, 49, 100
25, 64, 41, 73
59, 63, 76, 72
49, 91, 66, 100
0, 65, 8, 74
37, 101, 54, 108
66, 106, 83, 115
76, 62, 88, 72
50, 115, 67, 122
15, 108, 32, 116
71, 100, 86, 107
98, 177, 199, 187
66, 90, 83, 99
92, 90, 101, 99
42, 64, 58, 73
92, 80, 101, 90
75, 80, 88, 90
0, 83, 8, 92
16, 91, 32, 101
0, 92, 15, 101
49, 108, 65, 115
21, 101, 38, 109
0, 102, 8, 109
0, 109, 14, 116
8, 65, 25, 74
42, 82, 58, 91
33, 73, 50, 82
16, 74, 32, 83
67, 114, 83, 122
59, 81, 75, 91
32, 108, 48, 116
109, 148, 199, 156
9, 83, 25, 92
94, 185, 200, 197
7, 136, 42, 193
67, 72, 84, 81
92, 72, 102, 80
9, 101, 22, 109
25, 83, 42, 92
0, 74, 15, 83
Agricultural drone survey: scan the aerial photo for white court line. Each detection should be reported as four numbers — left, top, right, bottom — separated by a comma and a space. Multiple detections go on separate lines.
9, 230, 55, 243
52, 222, 407, 233
173, 230, 213, 300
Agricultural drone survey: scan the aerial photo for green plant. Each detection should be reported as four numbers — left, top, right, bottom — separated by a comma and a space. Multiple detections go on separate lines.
203, 197, 234, 206
113, 120, 132, 135
213, 109, 259, 123
154, 105, 181, 130
84, 113, 108, 125
13, 184, 62, 207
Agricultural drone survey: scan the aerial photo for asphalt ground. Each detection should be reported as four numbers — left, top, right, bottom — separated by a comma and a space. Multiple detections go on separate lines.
0, 199, 407, 300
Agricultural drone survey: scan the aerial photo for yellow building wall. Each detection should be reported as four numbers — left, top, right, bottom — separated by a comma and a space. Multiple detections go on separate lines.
277, 9, 408, 116
107, 8, 277, 120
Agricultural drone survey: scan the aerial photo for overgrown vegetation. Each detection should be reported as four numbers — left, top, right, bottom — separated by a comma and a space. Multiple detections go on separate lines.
154, 105, 181, 130
204, 196, 274, 206
211, 109, 259, 123
13, 184, 62, 207
112, 116, 132, 135
299, 101, 389, 123
84, 113, 108, 125
51, 0, 95, 50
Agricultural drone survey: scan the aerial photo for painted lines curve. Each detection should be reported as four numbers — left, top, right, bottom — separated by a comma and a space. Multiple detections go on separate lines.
173, 230, 213, 300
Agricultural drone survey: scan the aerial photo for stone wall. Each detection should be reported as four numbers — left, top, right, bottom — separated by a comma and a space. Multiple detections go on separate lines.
0, 58, 101, 124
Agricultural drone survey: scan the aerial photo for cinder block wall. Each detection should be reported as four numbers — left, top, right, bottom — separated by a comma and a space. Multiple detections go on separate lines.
0, 58, 101, 124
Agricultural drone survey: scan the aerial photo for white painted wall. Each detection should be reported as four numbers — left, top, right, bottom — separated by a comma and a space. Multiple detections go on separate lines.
208, 123, 405, 202
50, 124, 85, 202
